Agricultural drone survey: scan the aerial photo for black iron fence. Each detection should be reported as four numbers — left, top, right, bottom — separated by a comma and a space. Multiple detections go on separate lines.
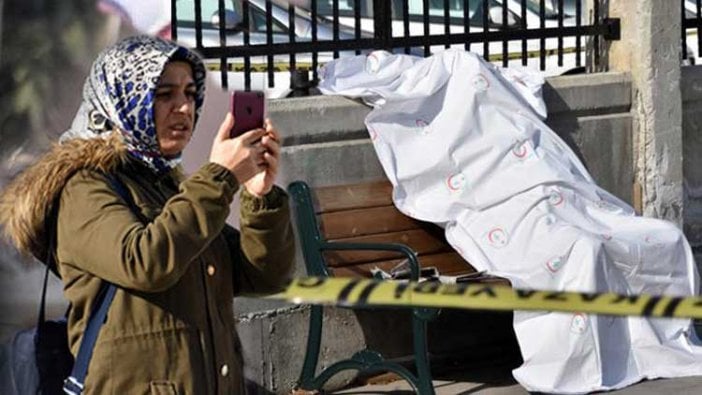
172, 0, 621, 92
683, 0, 702, 64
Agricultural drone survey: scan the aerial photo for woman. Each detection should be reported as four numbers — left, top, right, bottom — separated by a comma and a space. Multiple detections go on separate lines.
0, 35, 294, 394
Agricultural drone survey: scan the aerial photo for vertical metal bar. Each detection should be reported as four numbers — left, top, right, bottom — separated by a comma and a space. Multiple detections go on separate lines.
594, 0, 600, 69
502, 0, 508, 67
171, 0, 177, 41
697, 0, 701, 56
217, 0, 228, 88
194, 0, 203, 49
464, 0, 471, 51
521, 0, 527, 65
333, 0, 340, 58
423, 0, 430, 56
576, 0, 582, 66
266, 0, 274, 88
355, 0, 362, 55
404, 0, 411, 54
374, 0, 393, 51
682, 0, 687, 62
243, 0, 251, 91
289, 1, 296, 89
312, 0, 318, 83
539, 0, 546, 70
557, 0, 563, 66
444, 0, 451, 49
483, 0, 489, 61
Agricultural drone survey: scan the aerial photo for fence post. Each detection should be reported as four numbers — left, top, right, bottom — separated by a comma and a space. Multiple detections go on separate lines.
373, 0, 392, 51
595, 0, 684, 227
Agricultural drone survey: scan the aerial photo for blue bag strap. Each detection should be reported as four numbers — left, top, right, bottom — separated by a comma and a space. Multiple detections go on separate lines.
63, 283, 115, 395
64, 174, 142, 395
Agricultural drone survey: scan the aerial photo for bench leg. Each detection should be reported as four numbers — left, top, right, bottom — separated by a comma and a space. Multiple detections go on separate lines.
298, 305, 436, 395
298, 304, 324, 390
412, 309, 436, 395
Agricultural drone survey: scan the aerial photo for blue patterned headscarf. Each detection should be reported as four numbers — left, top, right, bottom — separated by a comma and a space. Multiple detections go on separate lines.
60, 35, 206, 174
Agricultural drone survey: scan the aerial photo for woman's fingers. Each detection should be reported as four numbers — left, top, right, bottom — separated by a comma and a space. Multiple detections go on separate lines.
214, 113, 235, 142
263, 151, 278, 172
261, 135, 280, 157
238, 127, 267, 144
264, 118, 282, 142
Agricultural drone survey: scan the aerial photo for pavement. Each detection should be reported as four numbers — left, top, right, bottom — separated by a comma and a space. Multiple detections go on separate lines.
335, 367, 702, 395
332, 323, 702, 395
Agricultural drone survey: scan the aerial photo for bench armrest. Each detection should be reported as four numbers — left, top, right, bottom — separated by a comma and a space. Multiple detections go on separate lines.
318, 241, 421, 281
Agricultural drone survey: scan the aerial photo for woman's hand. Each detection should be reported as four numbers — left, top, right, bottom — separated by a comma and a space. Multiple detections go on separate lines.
209, 114, 281, 196
209, 113, 268, 185
243, 119, 281, 197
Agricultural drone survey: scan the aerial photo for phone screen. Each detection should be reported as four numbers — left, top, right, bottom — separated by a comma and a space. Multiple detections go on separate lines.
230, 90, 265, 138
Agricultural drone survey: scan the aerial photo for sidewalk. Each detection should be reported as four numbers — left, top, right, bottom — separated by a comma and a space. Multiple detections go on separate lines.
334, 323, 702, 394
335, 366, 702, 395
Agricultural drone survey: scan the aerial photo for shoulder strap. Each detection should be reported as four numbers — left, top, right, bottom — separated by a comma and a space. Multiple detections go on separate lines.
37, 198, 62, 328
63, 173, 141, 395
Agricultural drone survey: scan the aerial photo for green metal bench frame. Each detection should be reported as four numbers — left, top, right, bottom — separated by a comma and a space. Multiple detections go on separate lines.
288, 180, 437, 395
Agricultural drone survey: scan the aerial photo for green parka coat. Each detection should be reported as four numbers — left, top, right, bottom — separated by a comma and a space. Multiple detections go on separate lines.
0, 133, 295, 394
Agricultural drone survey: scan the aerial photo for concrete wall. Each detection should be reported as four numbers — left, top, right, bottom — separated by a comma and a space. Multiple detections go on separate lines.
236, 71, 633, 394
681, 65, 702, 250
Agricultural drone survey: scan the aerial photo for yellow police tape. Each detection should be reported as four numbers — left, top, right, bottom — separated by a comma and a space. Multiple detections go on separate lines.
272, 277, 702, 319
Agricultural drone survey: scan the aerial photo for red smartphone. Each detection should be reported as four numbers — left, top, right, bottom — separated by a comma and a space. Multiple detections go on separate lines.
230, 90, 265, 138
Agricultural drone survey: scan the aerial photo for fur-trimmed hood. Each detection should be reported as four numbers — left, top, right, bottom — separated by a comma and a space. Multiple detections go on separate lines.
0, 132, 127, 261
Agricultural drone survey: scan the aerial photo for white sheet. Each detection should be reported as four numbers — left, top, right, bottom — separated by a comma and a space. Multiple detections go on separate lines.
318, 49, 702, 394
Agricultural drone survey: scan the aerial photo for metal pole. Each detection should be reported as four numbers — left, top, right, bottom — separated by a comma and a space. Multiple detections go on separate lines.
373, 0, 392, 51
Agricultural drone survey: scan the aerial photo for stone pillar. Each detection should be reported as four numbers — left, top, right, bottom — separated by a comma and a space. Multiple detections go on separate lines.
596, 0, 684, 226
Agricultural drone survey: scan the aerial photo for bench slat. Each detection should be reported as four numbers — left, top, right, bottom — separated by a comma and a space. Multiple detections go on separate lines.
314, 180, 394, 213
305, 179, 499, 283
324, 228, 453, 267
330, 252, 476, 278
319, 205, 421, 239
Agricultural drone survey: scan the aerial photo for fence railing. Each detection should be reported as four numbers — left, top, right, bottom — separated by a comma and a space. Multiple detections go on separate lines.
683, 0, 702, 64
172, 0, 621, 93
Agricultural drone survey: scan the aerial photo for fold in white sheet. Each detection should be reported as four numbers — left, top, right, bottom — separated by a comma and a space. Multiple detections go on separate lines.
319, 49, 702, 394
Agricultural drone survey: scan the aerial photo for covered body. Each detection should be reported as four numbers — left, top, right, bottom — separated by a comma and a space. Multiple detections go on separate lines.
319, 49, 702, 393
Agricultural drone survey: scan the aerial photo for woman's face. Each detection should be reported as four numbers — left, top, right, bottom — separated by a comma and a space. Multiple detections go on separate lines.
154, 61, 197, 158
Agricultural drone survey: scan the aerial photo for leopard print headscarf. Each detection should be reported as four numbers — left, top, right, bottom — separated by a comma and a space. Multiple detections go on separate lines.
60, 35, 206, 174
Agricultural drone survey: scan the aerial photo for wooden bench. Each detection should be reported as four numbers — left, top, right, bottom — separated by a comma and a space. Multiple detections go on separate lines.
287, 179, 509, 394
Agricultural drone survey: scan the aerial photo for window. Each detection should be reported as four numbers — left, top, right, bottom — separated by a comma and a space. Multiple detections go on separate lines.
248, 3, 287, 33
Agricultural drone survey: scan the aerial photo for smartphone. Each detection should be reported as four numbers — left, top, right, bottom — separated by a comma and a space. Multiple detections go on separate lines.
230, 90, 265, 138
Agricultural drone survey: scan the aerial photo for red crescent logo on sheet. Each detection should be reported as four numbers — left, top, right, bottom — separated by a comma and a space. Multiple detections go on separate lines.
487, 227, 508, 248
366, 53, 381, 74
570, 313, 588, 334
446, 172, 466, 192
512, 140, 529, 159
546, 256, 565, 273
548, 189, 565, 206
472, 74, 490, 92
416, 118, 432, 135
